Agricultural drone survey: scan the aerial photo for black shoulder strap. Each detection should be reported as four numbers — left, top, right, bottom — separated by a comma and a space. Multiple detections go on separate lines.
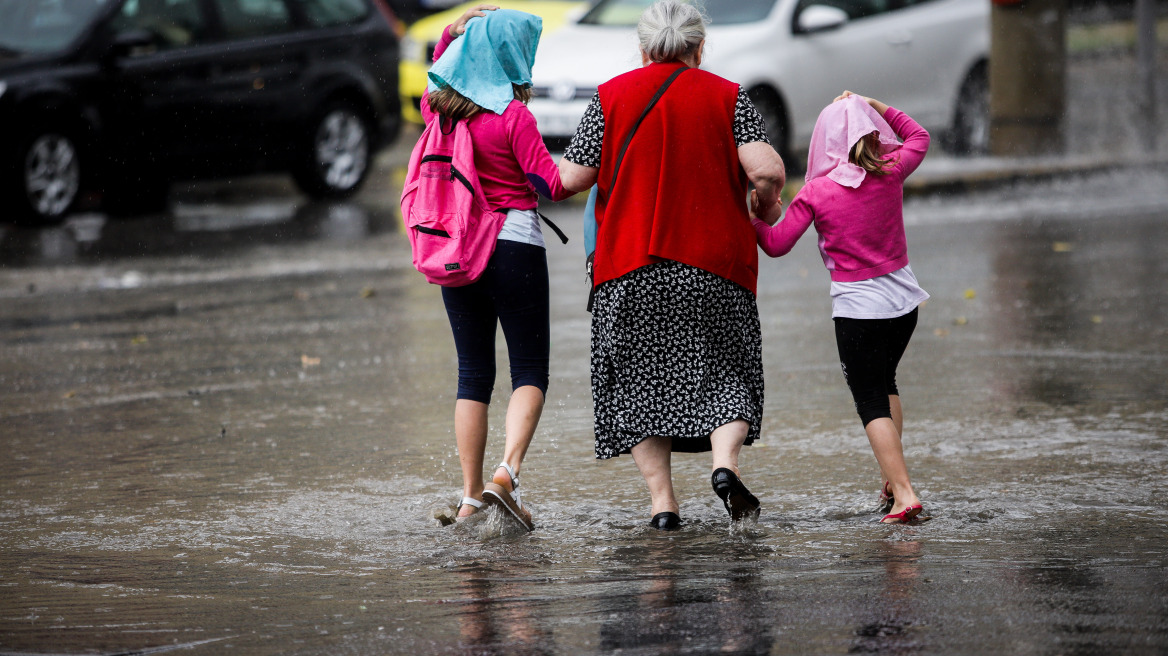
608, 66, 688, 193
538, 211, 569, 244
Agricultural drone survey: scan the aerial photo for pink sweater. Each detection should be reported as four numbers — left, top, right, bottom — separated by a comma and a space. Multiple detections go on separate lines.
753, 107, 929, 282
421, 26, 570, 210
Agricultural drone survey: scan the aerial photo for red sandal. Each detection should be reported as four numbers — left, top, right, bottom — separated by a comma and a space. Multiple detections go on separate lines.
881, 504, 923, 524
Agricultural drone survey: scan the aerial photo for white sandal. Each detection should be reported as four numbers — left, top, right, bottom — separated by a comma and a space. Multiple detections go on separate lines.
454, 496, 483, 522
483, 462, 534, 531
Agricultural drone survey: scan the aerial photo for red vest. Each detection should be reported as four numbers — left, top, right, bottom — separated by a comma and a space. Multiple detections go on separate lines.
593, 62, 758, 294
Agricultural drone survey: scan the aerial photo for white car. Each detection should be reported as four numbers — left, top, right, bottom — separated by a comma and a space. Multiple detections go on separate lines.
529, 0, 990, 158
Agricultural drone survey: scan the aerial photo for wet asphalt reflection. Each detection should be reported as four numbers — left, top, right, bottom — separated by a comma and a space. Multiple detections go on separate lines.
1, 157, 1167, 655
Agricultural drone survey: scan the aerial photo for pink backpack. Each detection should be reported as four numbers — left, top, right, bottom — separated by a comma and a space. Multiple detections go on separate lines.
401, 116, 506, 287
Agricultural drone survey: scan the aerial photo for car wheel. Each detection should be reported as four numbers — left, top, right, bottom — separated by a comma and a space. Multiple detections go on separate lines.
951, 64, 990, 156
293, 100, 372, 199
7, 129, 81, 225
747, 86, 791, 164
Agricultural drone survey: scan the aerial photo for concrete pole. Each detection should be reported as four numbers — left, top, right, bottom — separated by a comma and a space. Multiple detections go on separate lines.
989, 0, 1068, 157
1135, 0, 1158, 151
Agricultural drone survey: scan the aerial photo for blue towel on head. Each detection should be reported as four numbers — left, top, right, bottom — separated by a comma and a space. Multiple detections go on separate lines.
428, 10, 543, 116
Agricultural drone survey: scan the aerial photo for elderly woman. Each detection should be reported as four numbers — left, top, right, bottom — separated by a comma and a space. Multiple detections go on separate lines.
559, 0, 786, 530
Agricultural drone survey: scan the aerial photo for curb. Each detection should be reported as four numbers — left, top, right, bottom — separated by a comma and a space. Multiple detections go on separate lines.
777, 153, 1168, 200
902, 153, 1168, 197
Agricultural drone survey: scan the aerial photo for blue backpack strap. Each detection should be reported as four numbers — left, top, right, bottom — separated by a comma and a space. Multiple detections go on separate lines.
582, 185, 598, 257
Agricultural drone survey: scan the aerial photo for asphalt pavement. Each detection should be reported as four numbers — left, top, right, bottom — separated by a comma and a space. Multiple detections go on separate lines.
1, 35, 1167, 656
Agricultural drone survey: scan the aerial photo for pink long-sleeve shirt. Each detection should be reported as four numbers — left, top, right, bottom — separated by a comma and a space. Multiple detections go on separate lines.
420, 25, 570, 210
753, 107, 929, 282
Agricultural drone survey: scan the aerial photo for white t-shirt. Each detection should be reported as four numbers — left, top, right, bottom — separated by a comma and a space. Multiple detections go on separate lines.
830, 264, 929, 319
497, 208, 544, 248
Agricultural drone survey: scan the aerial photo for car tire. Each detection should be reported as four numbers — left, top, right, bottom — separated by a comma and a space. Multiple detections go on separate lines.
747, 86, 792, 166
951, 64, 990, 156
5, 127, 82, 226
293, 100, 372, 199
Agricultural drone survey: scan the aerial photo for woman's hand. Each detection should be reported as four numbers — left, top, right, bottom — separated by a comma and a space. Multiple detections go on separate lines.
750, 189, 783, 226
739, 141, 786, 219
834, 90, 889, 115
452, 4, 498, 35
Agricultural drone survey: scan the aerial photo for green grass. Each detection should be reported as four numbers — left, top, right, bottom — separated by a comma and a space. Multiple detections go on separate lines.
1068, 19, 1168, 54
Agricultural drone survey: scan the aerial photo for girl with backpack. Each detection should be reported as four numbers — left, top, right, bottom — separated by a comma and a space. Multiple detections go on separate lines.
752, 92, 929, 524
421, 5, 574, 530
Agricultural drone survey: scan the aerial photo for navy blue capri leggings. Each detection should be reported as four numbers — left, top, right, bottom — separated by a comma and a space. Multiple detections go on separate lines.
833, 308, 918, 427
441, 240, 550, 404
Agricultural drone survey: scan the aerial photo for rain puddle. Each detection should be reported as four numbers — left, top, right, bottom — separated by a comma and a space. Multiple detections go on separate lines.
2, 167, 1167, 654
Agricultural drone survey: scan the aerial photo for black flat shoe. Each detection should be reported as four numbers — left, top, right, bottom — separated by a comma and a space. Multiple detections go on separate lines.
711, 468, 761, 522
649, 511, 682, 531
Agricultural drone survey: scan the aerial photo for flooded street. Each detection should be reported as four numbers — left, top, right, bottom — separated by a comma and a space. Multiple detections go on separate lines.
2, 157, 1167, 655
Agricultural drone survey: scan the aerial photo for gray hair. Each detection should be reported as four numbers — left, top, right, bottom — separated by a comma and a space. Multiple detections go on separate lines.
637, 0, 707, 64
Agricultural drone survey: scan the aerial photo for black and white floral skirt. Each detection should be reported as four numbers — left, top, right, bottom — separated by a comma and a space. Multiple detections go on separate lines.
590, 260, 764, 459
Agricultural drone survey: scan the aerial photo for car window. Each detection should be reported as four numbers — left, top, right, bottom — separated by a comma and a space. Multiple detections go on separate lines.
109, 0, 208, 49
299, 0, 370, 27
0, 0, 114, 55
211, 0, 295, 38
794, 0, 892, 21
580, 0, 778, 27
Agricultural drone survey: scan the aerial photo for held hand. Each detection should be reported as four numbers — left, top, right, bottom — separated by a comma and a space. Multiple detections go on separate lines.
452, 4, 499, 35
834, 90, 889, 114
750, 189, 783, 226
835, 90, 873, 104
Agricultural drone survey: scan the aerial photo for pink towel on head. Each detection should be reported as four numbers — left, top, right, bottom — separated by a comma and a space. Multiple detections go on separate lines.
805, 95, 901, 188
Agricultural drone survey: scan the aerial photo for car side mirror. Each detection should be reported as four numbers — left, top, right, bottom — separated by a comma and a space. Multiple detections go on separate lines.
107, 30, 157, 59
795, 5, 849, 34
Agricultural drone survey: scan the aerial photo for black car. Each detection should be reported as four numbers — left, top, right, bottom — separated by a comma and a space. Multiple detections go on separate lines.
382, 0, 456, 24
0, 0, 403, 225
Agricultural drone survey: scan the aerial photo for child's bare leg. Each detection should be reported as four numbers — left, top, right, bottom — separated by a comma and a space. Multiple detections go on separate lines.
865, 416, 920, 514
877, 395, 905, 486
493, 385, 544, 488
890, 394, 903, 436
455, 399, 489, 517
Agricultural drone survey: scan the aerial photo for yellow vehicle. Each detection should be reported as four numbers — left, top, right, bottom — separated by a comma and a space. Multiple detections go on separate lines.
399, 1, 590, 124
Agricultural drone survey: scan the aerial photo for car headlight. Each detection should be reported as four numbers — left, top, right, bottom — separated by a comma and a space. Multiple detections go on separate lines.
400, 34, 424, 63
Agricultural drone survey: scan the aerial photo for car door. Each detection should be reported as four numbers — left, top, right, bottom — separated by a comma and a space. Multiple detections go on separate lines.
890, 0, 989, 130
782, 0, 924, 141
101, 0, 222, 175
202, 0, 307, 167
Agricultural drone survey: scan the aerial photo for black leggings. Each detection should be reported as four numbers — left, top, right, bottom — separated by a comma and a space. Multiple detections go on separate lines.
441, 240, 549, 404
833, 308, 918, 427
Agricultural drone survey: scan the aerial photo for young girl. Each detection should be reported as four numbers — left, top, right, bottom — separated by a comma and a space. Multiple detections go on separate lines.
421, 4, 574, 530
752, 91, 928, 524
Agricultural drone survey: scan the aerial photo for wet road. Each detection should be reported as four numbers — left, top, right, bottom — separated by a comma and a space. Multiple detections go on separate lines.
1, 155, 1167, 655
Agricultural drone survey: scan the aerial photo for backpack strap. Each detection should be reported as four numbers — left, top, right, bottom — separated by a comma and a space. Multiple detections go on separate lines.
586, 66, 687, 313
607, 66, 689, 193
438, 114, 569, 246
537, 212, 569, 244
